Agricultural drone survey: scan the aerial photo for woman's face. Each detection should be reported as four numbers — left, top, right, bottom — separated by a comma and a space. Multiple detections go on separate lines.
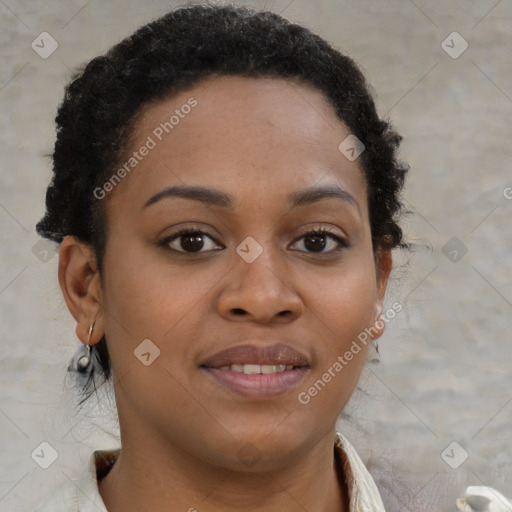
94, 75, 391, 469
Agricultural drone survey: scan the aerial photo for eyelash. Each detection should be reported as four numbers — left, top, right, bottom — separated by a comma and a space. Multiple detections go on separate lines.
158, 226, 348, 256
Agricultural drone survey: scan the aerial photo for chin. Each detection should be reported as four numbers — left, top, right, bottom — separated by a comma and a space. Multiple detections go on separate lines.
196, 420, 318, 472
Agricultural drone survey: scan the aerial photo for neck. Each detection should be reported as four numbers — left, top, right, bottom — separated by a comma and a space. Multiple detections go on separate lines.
98, 430, 349, 512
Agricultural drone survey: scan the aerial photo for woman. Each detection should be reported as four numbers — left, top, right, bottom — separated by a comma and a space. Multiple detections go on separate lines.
32, 3, 464, 511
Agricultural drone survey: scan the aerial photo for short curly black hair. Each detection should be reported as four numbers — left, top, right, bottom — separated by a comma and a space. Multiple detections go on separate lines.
36, 3, 409, 403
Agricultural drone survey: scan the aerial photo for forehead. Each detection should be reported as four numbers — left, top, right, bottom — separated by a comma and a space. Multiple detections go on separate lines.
107, 75, 368, 218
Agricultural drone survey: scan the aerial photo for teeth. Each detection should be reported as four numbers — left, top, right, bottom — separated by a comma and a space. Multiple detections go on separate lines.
261, 365, 278, 374
243, 364, 261, 375
218, 364, 294, 374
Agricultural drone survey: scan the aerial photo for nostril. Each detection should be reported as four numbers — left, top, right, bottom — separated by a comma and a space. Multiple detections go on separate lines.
232, 308, 246, 315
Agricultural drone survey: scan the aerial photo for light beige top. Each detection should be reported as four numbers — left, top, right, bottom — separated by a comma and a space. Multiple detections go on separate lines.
33, 432, 385, 511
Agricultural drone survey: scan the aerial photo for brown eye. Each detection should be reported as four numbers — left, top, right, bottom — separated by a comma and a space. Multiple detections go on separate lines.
291, 228, 347, 254
160, 228, 222, 254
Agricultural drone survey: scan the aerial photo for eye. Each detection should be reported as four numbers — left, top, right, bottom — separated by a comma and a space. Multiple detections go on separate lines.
159, 227, 223, 254
158, 226, 348, 255
290, 228, 348, 254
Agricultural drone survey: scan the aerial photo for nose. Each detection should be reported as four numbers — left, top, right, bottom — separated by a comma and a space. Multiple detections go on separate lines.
216, 249, 303, 324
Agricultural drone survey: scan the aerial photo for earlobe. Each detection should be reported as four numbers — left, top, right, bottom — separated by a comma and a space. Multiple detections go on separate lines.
58, 236, 104, 345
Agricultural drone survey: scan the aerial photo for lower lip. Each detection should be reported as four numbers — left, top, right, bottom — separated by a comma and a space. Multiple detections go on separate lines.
202, 367, 309, 399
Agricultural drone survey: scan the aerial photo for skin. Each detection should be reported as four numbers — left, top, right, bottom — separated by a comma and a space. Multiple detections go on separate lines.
59, 75, 392, 512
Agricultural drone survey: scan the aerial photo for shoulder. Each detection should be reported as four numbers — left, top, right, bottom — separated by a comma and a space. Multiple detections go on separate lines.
32, 448, 120, 512
335, 431, 386, 511
335, 433, 512, 512
33, 478, 80, 511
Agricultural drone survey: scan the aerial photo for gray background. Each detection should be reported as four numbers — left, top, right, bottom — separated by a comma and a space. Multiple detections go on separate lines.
1, 1, 511, 511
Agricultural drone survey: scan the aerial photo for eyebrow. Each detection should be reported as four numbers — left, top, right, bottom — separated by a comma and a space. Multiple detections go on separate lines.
142, 183, 361, 216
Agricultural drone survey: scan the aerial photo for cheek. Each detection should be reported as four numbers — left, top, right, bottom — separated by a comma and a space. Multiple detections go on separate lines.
100, 242, 220, 362
297, 255, 377, 405
329, 274, 377, 343
302, 254, 378, 342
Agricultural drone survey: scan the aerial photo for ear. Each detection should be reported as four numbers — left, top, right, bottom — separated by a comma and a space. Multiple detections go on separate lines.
370, 247, 393, 340
58, 235, 104, 345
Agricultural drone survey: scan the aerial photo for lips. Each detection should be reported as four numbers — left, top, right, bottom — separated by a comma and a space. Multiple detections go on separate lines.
200, 343, 310, 399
